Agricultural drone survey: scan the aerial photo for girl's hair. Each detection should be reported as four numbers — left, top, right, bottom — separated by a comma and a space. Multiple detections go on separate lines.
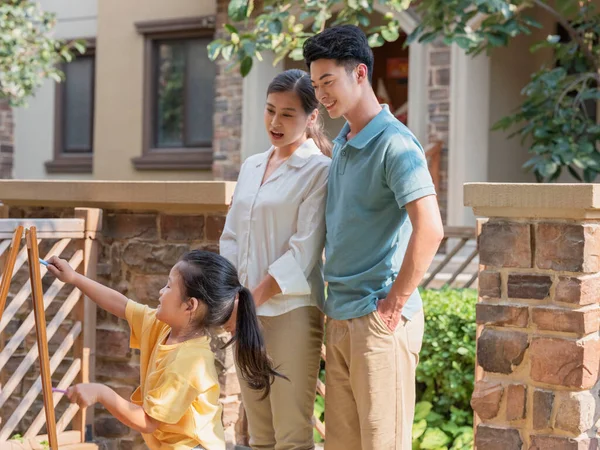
267, 68, 332, 157
177, 250, 283, 398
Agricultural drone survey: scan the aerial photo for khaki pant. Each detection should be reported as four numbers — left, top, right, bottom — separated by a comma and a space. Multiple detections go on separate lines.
324, 309, 425, 450
238, 306, 324, 450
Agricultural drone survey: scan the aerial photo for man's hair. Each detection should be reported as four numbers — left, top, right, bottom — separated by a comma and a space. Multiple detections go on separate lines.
303, 25, 374, 84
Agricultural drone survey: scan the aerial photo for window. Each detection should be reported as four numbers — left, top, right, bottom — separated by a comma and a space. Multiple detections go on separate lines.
46, 43, 95, 174
133, 17, 216, 170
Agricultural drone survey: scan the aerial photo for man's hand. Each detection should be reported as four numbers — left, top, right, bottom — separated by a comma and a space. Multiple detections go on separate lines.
376, 297, 405, 333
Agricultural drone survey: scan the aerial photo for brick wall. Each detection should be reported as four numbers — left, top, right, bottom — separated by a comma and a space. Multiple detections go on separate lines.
427, 42, 450, 223
212, 0, 244, 181
4, 207, 245, 449
0, 100, 14, 179
472, 218, 600, 449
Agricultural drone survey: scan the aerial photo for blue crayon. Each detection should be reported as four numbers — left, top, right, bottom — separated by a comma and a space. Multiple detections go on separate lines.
39, 258, 49, 267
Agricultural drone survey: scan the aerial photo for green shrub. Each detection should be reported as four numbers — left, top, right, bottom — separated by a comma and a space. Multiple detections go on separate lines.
417, 288, 477, 416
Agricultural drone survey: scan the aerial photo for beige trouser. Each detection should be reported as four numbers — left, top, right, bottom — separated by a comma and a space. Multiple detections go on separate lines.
324, 308, 425, 450
238, 306, 324, 450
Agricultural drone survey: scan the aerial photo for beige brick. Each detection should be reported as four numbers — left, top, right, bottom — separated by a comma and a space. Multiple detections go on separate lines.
530, 337, 600, 389
479, 270, 501, 298
555, 276, 600, 305
532, 307, 599, 335
476, 304, 529, 328
506, 384, 526, 422
477, 329, 529, 374
507, 274, 552, 300
479, 221, 531, 268
471, 381, 504, 420
536, 223, 600, 272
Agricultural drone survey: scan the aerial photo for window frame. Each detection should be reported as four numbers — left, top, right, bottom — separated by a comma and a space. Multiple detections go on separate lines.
133, 16, 216, 171
46, 39, 96, 174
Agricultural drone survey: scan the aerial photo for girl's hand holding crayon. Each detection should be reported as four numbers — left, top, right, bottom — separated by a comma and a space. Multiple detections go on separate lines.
65, 383, 105, 408
45, 256, 78, 284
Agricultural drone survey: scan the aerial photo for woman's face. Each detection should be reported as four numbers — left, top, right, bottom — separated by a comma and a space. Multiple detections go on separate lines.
264, 91, 314, 151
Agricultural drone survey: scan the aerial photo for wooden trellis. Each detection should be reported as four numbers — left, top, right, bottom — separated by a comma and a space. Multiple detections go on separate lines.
0, 209, 101, 450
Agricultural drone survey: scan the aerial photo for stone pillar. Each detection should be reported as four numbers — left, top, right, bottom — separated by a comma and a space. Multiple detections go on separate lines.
466, 183, 600, 450
213, 0, 244, 181
0, 100, 14, 179
428, 40, 451, 222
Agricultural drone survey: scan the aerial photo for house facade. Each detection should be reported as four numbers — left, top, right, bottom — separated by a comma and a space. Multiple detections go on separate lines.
5, 0, 594, 227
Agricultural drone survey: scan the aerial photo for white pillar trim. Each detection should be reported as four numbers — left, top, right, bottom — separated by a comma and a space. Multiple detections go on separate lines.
448, 45, 491, 226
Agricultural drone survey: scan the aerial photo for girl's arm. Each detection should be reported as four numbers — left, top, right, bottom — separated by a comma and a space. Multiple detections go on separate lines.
47, 256, 127, 319
67, 383, 159, 434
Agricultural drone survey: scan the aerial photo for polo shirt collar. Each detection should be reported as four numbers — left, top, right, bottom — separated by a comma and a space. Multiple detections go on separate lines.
333, 104, 395, 149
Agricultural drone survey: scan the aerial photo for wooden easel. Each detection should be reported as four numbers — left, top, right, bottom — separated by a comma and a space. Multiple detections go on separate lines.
0, 226, 59, 450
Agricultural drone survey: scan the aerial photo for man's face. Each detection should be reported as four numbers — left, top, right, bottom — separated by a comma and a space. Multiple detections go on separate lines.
310, 59, 359, 119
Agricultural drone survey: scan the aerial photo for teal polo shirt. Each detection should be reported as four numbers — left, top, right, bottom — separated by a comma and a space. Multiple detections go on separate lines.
324, 105, 436, 321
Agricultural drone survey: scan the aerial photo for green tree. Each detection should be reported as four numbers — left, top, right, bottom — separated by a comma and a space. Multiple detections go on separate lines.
209, 0, 600, 182
0, 0, 84, 106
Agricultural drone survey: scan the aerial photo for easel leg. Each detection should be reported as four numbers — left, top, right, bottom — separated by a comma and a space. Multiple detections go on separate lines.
25, 227, 59, 450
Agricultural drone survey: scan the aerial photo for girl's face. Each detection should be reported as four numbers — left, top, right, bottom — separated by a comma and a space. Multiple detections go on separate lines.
264, 91, 316, 151
157, 264, 195, 328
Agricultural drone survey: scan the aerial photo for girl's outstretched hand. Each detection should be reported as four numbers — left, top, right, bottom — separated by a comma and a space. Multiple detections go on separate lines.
46, 256, 78, 284
66, 383, 105, 408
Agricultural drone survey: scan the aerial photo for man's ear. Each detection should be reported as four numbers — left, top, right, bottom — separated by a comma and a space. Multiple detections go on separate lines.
356, 63, 369, 84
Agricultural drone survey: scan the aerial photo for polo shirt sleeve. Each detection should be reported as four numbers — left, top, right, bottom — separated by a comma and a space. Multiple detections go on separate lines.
384, 133, 436, 208
268, 160, 329, 295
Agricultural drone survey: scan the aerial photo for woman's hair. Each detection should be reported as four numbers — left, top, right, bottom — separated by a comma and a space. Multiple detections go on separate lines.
177, 250, 283, 398
267, 68, 332, 156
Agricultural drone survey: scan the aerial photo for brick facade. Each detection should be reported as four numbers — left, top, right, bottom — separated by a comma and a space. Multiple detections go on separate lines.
4, 206, 246, 449
472, 215, 600, 449
427, 42, 450, 223
212, 0, 244, 181
0, 100, 13, 179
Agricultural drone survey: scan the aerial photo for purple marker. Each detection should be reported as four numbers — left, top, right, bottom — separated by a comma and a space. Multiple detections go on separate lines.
52, 387, 67, 394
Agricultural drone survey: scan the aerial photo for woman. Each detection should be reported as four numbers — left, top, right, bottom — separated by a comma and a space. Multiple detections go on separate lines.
220, 69, 331, 450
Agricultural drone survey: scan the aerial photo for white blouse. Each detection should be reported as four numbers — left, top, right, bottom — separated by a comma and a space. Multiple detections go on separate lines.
220, 139, 330, 316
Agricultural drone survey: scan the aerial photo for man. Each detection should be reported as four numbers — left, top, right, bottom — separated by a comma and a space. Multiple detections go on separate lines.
303, 25, 444, 450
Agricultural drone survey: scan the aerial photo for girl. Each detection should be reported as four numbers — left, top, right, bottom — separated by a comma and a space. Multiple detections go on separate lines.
46, 250, 280, 450
220, 69, 331, 450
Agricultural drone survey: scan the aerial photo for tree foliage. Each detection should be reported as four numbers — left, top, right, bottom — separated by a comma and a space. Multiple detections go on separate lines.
210, 0, 600, 182
0, 0, 84, 106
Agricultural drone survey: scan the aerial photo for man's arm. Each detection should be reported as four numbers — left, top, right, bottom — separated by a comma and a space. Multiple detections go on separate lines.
376, 194, 444, 331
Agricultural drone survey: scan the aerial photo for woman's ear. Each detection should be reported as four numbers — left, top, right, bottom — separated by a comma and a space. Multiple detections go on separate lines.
309, 109, 319, 127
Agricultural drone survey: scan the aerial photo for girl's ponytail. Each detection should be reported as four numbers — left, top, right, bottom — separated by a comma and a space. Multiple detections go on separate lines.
232, 286, 284, 398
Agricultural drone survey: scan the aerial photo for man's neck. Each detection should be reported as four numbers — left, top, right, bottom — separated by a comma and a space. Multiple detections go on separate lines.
345, 91, 383, 141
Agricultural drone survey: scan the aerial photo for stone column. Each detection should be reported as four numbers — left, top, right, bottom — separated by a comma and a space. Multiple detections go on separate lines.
465, 183, 600, 450
0, 100, 14, 179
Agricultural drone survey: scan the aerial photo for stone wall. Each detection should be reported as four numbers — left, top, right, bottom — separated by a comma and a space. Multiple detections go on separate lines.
3, 206, 245, 449
212, 0, 244, 181
0, 100, 14, 179
467, 184, 600, 450
427, 42, 450, 223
